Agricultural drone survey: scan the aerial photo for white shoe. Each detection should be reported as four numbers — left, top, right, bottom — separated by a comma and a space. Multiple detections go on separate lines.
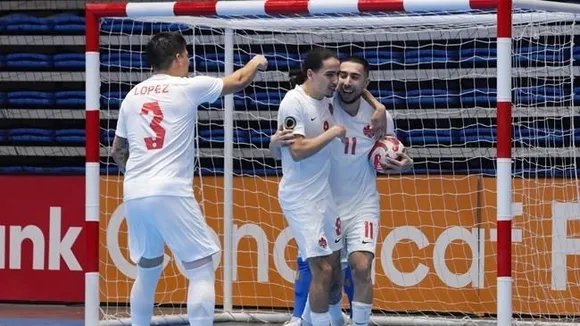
284, 316, 303, 326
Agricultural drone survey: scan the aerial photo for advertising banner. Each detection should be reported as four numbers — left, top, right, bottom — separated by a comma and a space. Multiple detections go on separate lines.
99, 175, 580, 315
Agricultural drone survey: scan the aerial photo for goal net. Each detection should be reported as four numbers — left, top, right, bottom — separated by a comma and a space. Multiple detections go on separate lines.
88, 1, 580, 325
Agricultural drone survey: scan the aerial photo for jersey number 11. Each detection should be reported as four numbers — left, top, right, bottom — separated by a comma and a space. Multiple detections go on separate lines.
344, 137, 357, 155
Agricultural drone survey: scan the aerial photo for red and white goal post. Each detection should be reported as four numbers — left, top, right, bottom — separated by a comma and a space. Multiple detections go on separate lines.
85, 0, 580, 325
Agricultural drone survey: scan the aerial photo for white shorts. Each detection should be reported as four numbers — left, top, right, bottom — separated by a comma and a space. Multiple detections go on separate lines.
342, 214, 379, 260
282, 196, 342, 259
124, 195, 219, 264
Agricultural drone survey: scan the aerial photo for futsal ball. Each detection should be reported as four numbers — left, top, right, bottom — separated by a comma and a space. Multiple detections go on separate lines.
369, 136, 405, 172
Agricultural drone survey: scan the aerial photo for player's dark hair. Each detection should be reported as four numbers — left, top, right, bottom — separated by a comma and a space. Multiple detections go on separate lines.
341, 56, 370, 77
146, 32, 187, 71
289, 47, 338, 87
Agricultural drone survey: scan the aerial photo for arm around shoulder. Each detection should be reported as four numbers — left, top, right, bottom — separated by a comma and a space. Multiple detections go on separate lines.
288, 125, 345, 161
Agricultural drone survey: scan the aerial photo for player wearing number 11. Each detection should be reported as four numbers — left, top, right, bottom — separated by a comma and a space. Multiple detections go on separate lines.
110, 32, 267, 326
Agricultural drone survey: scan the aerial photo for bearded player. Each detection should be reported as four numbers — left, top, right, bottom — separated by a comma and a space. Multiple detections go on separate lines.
272, 56, 412, 325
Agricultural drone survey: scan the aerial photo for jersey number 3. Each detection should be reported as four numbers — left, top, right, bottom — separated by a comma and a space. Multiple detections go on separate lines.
141, 101, 166, 150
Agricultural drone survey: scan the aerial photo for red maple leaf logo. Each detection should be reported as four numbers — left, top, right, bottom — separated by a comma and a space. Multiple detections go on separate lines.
318, 237, 328, 249
363, 125, 373, 138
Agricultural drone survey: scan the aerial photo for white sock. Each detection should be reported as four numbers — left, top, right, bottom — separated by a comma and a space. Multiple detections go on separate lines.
130, 264, 163, 326
329, 302, 345, 326
352, 301, 372, 325
301, 296, 312, 324
311, 311, 331, 326
185, 260, 215, 326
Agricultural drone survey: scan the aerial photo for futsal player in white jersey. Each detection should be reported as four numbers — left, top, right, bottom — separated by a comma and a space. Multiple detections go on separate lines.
110, 32, 267, 326
275, 47, 348, 326
327, 56, 412, 325
272, 56, 412, 326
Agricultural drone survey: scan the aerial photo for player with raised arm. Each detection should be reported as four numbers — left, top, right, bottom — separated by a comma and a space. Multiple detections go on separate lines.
276, 47, 346, 326
110, 32, 267, 326
272, 56, 412, 326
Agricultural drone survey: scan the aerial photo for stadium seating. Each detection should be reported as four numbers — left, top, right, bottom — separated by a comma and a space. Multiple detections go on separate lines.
0, 11, 577, 176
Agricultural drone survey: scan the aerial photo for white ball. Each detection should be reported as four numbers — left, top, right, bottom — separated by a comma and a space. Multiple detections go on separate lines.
369, 136, 405, 171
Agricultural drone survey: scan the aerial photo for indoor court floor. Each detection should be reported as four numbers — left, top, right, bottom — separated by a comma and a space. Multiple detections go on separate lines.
0, 304, 284, 326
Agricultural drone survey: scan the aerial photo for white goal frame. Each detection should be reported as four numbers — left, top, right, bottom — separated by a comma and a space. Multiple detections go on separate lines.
84, 0, 580, 325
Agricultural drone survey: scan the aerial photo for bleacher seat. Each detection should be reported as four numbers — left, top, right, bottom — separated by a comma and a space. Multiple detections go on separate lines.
198, 128, 250, 144
263, 52, 301, 70
353, 49, 404, 66
0, 130, 6, 142
0, 92, 6, 107
249, 129, 275, 145
515, 46, 568, 65
8, 128, 54, 143
101, 129, 115, 146
399, 128, 458, 146
574, 87, 580, 104
514, 126, 565, 146
50, 13, 85, 33
459, 126, 496, 144
3, 14, 50, 33
0, 55, 5, 69
55, 129, 85, 144
514, 86, 566, 105
244, 91, 282, 110
573, 47, 580, 62
459, 47, 496, 64
53, 53, 85, 69
405, 89, 459, 107
404, 48, 459, 65
6, 53, 52, 69
0, 16, 6, 33
460, 88, 497, 106
101, 53, 148, 69
368, 89, 405, 106
8, 91, 54, 107
101, 91, 128, 109
100, 18, 192, 34
55, 91, 85, 107
196, 53, 250, 71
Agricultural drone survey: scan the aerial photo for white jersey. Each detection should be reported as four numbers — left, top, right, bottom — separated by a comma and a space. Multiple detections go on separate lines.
277, 85, 335, 210
115, 74, 223, 201
329, 97, 395, 221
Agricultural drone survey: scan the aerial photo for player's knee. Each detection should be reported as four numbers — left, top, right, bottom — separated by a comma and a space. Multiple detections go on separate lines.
309, 257, 334, 282
138, 255, 163, 269
350, 253, 373, 284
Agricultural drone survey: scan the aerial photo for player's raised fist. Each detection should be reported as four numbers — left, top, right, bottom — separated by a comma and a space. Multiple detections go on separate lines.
251, 55, 269, 71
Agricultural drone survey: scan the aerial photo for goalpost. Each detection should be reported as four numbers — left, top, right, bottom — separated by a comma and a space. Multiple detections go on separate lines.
85, 0, 580, 325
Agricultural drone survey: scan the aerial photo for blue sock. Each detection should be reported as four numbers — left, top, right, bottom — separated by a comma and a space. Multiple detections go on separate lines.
293, 256, 312, 318
343, 265, 354, 318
